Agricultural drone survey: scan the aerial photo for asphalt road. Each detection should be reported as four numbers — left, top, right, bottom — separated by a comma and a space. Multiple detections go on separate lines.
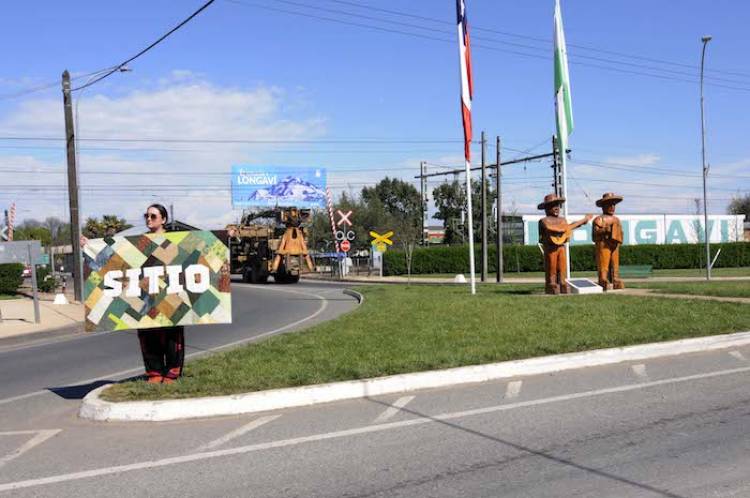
0, 279, 357, 404
0, 286, 749, 497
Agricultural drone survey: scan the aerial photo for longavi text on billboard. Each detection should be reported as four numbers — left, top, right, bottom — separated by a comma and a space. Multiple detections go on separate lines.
231, 166, 327, 208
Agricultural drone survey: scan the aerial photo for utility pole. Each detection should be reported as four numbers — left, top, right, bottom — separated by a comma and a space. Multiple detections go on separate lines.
495, 136, 503, 283
551, 135, 562, 197
170, 203, 175, 231
63, 70, 82, 302
419, 161, 426, 245
480, 131, 487, 282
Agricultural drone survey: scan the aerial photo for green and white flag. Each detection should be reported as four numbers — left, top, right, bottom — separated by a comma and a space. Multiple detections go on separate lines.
554, 0, 573, 155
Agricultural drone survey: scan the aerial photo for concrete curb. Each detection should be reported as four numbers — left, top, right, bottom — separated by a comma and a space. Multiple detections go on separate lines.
341, 288, 364, 304
79, 330, 750, 422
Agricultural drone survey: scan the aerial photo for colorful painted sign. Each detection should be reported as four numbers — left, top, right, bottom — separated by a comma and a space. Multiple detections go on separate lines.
522, 214, 745, 246
231, 166, 327, 208
83, 231, 231, 332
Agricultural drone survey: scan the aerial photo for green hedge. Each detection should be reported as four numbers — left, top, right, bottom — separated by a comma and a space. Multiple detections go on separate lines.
35, 266, 57, 293
383, 242, 750, 275
0, 263, 24, 294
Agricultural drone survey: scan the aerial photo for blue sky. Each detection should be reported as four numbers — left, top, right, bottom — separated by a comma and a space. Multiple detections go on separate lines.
1, 0, 748, 228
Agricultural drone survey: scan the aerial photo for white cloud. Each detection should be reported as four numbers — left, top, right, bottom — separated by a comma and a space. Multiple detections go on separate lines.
0, 76, 328, 228
603, 153, 661, 167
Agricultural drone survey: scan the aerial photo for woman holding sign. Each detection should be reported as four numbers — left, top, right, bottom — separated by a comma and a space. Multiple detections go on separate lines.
81, 203, 185, 384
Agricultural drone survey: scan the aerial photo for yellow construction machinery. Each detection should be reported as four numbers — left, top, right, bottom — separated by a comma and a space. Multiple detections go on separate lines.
226, 207, 314, 284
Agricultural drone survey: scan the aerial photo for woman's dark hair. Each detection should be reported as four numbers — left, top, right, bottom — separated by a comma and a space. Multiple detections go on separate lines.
147, 203, 169, 223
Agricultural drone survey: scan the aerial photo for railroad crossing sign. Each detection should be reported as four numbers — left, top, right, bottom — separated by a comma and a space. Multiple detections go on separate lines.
336, 210, 352, 227
340, 240, 351, 252
370, 231, 393, 252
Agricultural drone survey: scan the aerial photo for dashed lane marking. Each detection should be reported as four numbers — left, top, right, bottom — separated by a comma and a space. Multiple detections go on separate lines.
373, 396, 415, 424
0, 430, 62, 469
631, 364, 648, 380
504, 381, 523, 399
197, 415, 281, 451
3, 365, 750, 493
729, 350, 747, 362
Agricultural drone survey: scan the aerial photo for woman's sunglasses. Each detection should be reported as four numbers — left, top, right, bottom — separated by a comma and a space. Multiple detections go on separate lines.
144, 213, 160, 221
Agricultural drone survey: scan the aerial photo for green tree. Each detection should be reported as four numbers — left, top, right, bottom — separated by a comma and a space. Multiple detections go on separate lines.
728, 193, 750, 218
361, 177, 421, 223
14, 222, 52, 246
432, 179, 496, 244
361, 178, 422, 280
82, 215, 132, 238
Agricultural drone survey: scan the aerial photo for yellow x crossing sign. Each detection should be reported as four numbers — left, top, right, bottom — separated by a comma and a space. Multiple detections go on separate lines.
370, 231, 393, 252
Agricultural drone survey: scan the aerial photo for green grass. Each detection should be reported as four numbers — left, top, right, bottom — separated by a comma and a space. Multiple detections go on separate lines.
407, 267, 750, 279
0, 294, 17, 300
631, 280, 750, 299
103, 284, 750, 402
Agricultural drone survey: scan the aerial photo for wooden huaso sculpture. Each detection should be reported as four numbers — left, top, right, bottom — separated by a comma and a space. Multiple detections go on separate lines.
592, 192, 624, 290
537, 194, 592, 294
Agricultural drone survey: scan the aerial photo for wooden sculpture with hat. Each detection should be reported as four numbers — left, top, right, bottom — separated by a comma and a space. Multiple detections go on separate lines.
593, 192, 625, 290
537, 194, 592, 294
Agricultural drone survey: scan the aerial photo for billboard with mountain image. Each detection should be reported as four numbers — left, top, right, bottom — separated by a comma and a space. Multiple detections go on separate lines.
231, 166, 327, 208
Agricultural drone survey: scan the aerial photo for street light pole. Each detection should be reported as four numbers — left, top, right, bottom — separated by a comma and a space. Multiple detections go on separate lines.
700, 35, 712, 281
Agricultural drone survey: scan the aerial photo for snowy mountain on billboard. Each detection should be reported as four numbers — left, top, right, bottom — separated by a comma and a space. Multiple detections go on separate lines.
248, 176, 326, 204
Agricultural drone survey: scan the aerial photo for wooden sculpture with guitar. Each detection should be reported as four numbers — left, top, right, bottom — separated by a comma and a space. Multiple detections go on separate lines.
537, 194, 593, 294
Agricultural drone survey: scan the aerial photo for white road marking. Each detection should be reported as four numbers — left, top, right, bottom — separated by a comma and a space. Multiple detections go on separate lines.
631, 364, 648, 380
0, 429, 62, 469
729, 350, 747, 362
197, 415, 280, 451
3, 365, 750, 492
373, 396, 415, 424
0, 286, 330, 407
504, 381, 523, 399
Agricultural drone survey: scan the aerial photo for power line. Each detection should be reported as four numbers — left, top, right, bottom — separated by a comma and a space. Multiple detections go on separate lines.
224, 0, 750, 92
71, 0, 216, 92
0, 67, 117, 101
324, 0, 750, 80
289, 0, 750, 86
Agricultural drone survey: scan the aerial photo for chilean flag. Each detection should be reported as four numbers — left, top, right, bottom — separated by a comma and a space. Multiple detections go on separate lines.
456, 0, 473, 162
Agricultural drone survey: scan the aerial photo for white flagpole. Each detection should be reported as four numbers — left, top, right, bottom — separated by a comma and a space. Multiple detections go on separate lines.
465, 160, 476, 294
560, 144, 571, 281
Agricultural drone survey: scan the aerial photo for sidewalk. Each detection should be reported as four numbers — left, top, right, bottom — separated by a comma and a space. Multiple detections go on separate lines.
0, 292, 83, 340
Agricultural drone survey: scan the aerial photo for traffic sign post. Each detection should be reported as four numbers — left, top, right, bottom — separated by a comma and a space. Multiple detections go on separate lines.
340, 240, 351, 252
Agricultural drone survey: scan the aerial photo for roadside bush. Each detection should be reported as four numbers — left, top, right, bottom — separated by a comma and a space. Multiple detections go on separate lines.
383, 242, 750, 275
0, 263, 24, 294
35, 266, 58, 293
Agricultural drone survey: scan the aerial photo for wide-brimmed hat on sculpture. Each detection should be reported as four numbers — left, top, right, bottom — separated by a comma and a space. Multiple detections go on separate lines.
537, 193, 566, 210
595, 192, 623, 207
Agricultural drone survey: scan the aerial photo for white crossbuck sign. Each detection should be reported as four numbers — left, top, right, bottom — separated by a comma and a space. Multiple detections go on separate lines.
336, 210, 352, 227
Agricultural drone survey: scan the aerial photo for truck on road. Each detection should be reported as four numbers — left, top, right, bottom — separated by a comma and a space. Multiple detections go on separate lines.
226, 207, 314, 284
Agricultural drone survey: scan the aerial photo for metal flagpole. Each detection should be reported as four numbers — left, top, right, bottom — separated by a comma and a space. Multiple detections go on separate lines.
465, 159, 476, 294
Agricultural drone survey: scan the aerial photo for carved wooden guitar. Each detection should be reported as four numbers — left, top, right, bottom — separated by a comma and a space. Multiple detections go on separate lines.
548, 217, 590, 245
